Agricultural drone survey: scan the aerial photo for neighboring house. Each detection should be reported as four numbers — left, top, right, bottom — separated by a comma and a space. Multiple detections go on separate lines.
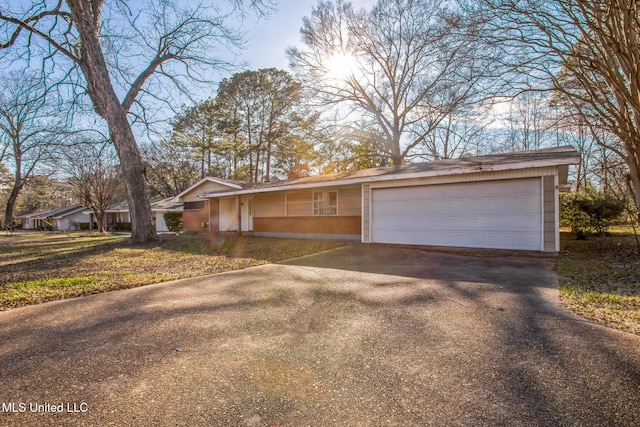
15, 212, 40, 229
101, 200, 131, 230
174, 147, 580, 252
92, 197, 183, 232
17, 205, 89, 230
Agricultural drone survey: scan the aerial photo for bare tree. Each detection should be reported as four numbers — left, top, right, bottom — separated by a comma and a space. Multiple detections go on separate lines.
418, 105, 493, 161
0, 72, 66, 229
288, 0, 497, 165
502, 92, 554, 152
64, 142, 124, 233
0, 0, 271, 242
475, 0, 640, 219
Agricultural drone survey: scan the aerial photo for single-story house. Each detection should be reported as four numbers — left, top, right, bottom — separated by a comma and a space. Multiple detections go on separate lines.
17, 205, 89, 230
91, 197, 183, 232
173, 147, 580, 252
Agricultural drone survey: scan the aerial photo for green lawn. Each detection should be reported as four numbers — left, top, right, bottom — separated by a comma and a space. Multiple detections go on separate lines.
4, 230, 639, 336
558, 230, 640, 336
0, 231, 343, 309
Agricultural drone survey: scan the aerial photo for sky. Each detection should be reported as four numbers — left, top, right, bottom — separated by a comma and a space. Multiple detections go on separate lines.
241, 0, 376, 71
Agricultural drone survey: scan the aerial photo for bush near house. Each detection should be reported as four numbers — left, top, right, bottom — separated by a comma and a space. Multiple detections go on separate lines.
561, 190, 625, 239
163, 211, 183, 232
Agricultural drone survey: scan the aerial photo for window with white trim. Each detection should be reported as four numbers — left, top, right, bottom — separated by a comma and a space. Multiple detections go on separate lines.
313, 191, 338, 215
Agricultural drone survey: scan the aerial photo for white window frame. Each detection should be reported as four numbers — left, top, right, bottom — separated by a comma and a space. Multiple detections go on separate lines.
313, 190, 338, 216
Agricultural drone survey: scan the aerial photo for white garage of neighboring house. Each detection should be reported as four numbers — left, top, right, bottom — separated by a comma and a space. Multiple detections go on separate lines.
150, 197, 184, 232
17, 205, 89, 230
181, 146, 580, 253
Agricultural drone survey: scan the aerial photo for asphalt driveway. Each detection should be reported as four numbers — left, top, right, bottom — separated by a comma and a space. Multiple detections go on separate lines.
1, 245, 639, 426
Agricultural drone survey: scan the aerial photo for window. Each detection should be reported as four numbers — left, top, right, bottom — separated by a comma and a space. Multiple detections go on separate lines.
313, 191, 338, 215
184, 201, 205, 211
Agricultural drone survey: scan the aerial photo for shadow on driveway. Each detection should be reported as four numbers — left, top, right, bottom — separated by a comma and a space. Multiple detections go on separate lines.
0, 245, 639, 426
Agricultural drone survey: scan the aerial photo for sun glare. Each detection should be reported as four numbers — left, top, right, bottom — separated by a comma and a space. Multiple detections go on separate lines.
325, 52, 358, 81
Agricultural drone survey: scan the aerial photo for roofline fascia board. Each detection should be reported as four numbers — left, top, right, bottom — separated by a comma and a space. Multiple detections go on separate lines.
200, 156, 580, 198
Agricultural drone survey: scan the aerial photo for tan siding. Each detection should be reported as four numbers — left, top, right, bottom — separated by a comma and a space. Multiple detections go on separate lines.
218, 198, 238, 231
362, 185, 370, 243
286, 191, 313, 216
338, 186, 361, 216
543, 176, 556, 252
253, 193, 286, 217
253, 186, 362, 218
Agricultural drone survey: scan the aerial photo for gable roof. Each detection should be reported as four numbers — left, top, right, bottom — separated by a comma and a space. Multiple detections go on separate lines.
104, 201, 130, 212
16, 204, 87, 220
200, 146, 580, 198
47, 205, 87, 218
173, 177, 245, 201
150, 197, 183, 211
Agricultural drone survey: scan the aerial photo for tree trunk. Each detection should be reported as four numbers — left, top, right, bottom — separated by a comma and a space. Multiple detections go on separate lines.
201, 151, 206, 179
94, 209, 106, 233
390, 146, 403, 166
67, 0, 156, 243
3, 185, 20, 229
3, 153, 23, 229
626, 147, 640, 222
391, 129, 403, 166
104, 101, 156, 243
265, 145, 271, 182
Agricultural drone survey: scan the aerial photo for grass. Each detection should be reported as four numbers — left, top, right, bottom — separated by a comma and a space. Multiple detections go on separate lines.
5, 229, 639, 336
557, 229, 640, 336
0, 231, 344, 310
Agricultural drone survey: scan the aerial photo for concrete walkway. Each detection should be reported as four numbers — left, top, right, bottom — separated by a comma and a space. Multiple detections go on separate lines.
0, 245, 639, 426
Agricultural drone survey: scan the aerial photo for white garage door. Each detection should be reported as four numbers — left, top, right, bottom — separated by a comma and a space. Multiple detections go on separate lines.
156, 212, 169, 232
371, 179, 542, 251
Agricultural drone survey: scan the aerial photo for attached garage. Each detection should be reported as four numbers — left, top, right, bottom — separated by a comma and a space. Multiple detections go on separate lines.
371, 179, 543, 251
190, 147, 579, 253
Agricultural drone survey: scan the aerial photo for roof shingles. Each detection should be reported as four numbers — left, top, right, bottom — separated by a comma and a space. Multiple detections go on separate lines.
201, 146, 580, 197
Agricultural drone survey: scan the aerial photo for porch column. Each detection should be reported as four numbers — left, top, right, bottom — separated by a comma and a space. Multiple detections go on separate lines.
237, 195, 242, 236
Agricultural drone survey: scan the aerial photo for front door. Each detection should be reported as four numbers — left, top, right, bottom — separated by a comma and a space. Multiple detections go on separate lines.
241, 197, 254, 232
